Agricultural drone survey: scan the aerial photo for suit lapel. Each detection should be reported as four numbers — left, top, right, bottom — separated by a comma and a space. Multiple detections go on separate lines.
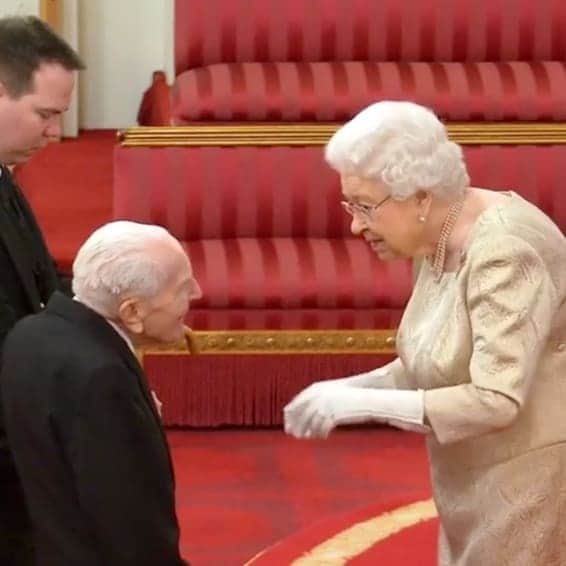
121, 348, 162, 425
122, 353, 176, 477
0, 202, 42, 310
111, 337, 176, 478
15, 184, 59, 293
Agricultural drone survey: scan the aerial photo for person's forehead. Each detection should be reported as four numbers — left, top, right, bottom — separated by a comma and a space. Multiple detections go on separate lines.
28, 62, 74, 101
174, 250, 193, 278
341, 175, 388, 201
32, 61, 73, 82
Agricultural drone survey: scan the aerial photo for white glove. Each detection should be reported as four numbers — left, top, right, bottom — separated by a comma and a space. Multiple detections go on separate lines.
284, 386, 429, 439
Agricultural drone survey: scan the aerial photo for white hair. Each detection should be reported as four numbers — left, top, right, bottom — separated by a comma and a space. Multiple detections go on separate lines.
72, 221, 179, 318
325, 101, 470, 200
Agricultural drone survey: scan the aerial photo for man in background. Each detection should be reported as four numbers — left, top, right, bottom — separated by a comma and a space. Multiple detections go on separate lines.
1, 221, 200, 565
0, 15, 84, 564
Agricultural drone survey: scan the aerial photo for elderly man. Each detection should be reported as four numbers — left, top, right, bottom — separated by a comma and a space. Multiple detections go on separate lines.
0, 221, 201, 566
0, 15, 84, 564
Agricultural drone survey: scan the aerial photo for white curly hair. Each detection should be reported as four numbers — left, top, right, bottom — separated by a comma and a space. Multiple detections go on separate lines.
325, 101, 470, 200
72, 221, 180, 318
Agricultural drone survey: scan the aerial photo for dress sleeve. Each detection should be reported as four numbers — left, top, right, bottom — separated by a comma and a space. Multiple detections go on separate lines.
425, 235, 558, 444
344, 357, 412, 389
382, 357, 412, 389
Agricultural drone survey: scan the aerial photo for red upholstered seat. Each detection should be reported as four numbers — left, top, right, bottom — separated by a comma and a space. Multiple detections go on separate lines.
121, 0, 566, 426
113, 144, 413, 329
113, 145, 350, 239
174, 0, 566, 69
139, 0, 566, 125
173, 61, 566, 123
113, 144, 566, 236
464, 145, 566, 231
114, 143, 566, 332
183, 238, 411, 329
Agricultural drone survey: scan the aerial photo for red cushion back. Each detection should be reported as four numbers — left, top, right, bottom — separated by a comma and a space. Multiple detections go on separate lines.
114, 145, 351, 240
172, 61, 566, 123
175, 0, 566, 75
114, 144, 566, 241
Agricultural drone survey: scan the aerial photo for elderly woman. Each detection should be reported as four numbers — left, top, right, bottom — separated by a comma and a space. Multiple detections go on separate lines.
284, 101, 566, 565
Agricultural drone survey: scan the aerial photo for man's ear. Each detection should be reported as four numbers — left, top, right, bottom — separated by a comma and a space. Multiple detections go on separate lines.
117, 298, 145, 335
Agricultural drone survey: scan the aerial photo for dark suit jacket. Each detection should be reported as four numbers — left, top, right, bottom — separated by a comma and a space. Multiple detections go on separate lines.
0, 166, 64, 344
0, 165, 68, 545
0, 292, 188, 566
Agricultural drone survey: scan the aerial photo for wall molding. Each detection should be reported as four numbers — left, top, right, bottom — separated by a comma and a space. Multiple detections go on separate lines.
40, 0, 60, 31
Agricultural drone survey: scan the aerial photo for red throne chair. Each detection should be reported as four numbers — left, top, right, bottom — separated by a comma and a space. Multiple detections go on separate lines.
116, 0, 566, 426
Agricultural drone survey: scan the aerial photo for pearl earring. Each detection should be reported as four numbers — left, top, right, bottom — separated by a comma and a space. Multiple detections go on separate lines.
418, 215, 426, 223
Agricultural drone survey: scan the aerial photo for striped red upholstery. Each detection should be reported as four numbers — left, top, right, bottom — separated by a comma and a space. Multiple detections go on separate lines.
183, 237, 412, 310
173, 61, 566, 122
114, 145, 413, 329
114, 146, 350, 239
140, 0, 566, 126
465, 145, 566, 232
175, 0, 566, 74
114, 143, 566, 330
114, 144, 566, 238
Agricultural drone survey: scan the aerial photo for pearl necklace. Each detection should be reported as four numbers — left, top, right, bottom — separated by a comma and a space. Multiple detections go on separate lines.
430, 197, 465, 281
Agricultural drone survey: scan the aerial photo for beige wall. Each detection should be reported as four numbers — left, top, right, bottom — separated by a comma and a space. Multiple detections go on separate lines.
78, 0, 174, 128
0, 0, 39, 17
60, 0, 79, 136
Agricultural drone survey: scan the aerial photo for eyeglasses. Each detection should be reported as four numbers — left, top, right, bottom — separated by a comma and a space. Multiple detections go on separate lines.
340, 195, 391, 219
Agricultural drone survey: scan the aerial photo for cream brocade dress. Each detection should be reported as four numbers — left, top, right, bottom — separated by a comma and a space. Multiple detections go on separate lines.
390, 192, 566, 565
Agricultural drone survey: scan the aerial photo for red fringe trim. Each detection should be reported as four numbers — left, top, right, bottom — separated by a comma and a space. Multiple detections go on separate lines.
144, 353, 394, 427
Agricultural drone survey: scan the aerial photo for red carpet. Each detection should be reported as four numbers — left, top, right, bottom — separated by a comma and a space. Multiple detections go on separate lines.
350, 519, 437, 565
14, 130, 115, 272
169, 428, 432, 566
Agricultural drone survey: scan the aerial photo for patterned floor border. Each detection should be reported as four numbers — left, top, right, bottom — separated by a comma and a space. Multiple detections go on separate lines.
245, 498, 437, 565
